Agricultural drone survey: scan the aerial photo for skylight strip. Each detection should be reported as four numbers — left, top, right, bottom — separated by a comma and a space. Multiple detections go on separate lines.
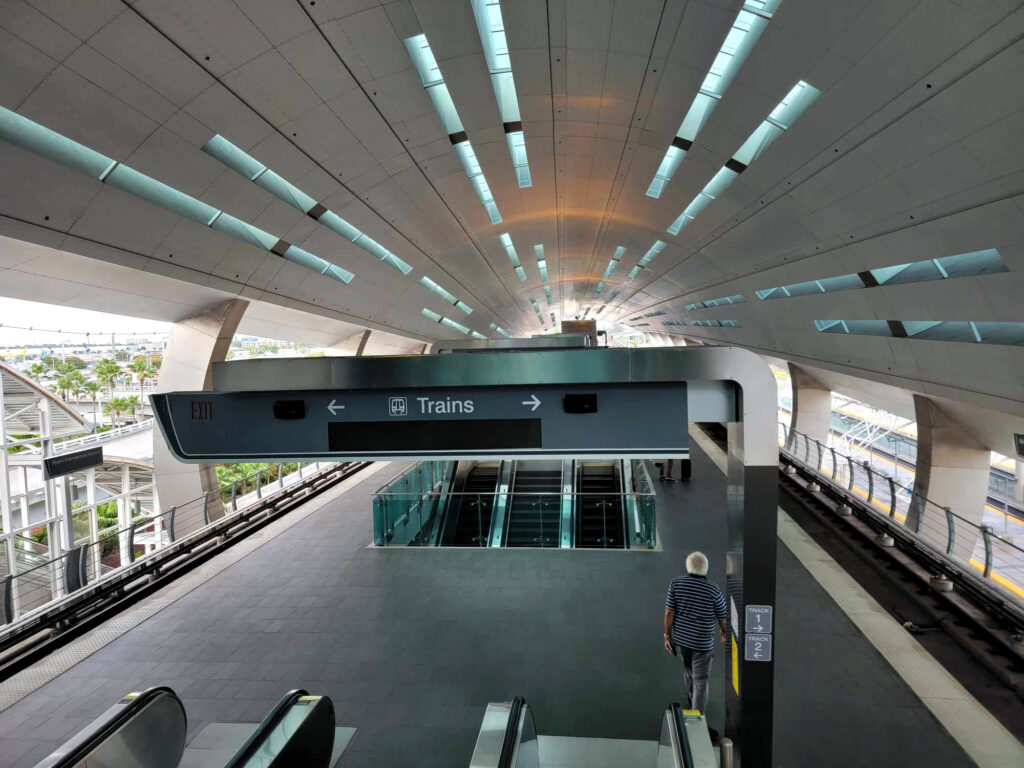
471, 330, 487, 340
406, 34, 502, 223
203, 134, 410, 275
685, 293, 746, 310
471, 0, 532, 188
440, 316, 470, 334
419, 275, 473, 314
490, 323, 510, 337
757, 249, 1006, 301
543, 285, 552, 304
422, 308, 443, 322
534, 244, 548, 281
667, 80, 819, 236
0, 107, 357, 286
646, 0, 782, 198
815, 319, 1024, 346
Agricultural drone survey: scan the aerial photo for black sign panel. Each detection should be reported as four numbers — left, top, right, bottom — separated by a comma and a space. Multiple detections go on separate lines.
1015, 433, 1024, 459
43, 446, 103, 479
329, 419, 541, 452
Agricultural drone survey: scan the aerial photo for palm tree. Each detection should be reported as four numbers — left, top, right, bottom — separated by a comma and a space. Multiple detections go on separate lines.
94, 359, 122, 401
123, 395, 140, 423
104, 397, 128, 427
83, 380, 104, 427
127, 358, 158, 412
28, 362, 47, 381
54, 370, 85, 401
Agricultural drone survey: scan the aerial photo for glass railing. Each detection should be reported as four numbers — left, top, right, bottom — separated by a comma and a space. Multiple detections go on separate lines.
778, 421, 1024, 610
1, 461, 342, 629
372, 461, 657, 549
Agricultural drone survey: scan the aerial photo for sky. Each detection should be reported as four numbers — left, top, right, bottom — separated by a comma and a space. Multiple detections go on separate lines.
0, 298, 171, 347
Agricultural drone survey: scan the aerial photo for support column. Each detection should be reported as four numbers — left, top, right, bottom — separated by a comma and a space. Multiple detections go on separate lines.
1015, 460, 1023, 504
908, 395, 990, 561
355, 329, 371, 356
154, 300, 247, 533
785, 363, 831, 457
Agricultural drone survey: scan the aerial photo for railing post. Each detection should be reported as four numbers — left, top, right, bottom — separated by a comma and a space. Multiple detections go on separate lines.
814, 441, 823, 474
63, 545, 88, 592
802, 433, 811, 464
865, 462, 873, 503
2, 574, 13, 624
297, 462, 304, 479
829, 447, 838, 480
128, 523, 137, 563
888, 477, 897, 518
981, 525, 993, 578
944, 507, 955, 555
278, 463, 284, 489
847, 457, 855, 491
201, 495, 209, 526
230, 481, 238, 511
256, 471, 263, 499
167, 507, 176, 543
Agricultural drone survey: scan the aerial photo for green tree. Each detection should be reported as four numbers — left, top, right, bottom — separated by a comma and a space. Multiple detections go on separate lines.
105, 396, 129, 427
55, 370, 86, 401
94, 359, 122, 401
123, 395, 140, 423
127, 358, 158, 409
28, 362, 47, 381
83, 380, 104, 426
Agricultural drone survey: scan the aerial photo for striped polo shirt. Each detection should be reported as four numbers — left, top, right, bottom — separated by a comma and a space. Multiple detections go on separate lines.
665, 574, 727, 651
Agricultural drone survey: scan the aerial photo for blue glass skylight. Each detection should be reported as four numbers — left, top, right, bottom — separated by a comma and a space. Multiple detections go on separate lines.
603, 246, 626, 280
543, 285, 553, 304
422, 308, 443, 322
685, 294, 745, 310
441, 316, 470, 334
0, 108, 358, 288
406, 34, 502, 223
668, 80, 819, 235
816, 319, 1024, 346
203, 134, 411, 275
646, 0, 783, 198
490, 323, 510, 338
757, 249, 1007, 301
470, 0, 533, 188
534, 245, 548, 281
471, 330, 487, 340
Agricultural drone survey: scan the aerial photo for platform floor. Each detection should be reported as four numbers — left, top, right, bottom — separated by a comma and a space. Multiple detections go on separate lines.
0, 444, 973, 767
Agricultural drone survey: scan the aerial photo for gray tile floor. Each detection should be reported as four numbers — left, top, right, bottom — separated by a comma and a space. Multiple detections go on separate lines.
0, 446, 973, 767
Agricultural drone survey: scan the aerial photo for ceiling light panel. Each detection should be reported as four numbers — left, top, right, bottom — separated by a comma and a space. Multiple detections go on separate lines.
405, 34, 502, 223
668, 80, 819, 236
203, 134, 411, 276
471, 0, 532, 188
757, 249, 1007, 300
603, 246, 626, 280
646, 0, 783, 198
0, 107, 357, 286
490, 323, 511, 337
534, 245, 548, 282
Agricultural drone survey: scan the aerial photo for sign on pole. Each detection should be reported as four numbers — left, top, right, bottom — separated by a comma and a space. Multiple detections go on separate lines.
43, 447, 103, 480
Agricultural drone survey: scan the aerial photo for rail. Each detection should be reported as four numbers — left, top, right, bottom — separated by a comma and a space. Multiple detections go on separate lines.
779, 422, 1024, 609
0, 460, 340, 632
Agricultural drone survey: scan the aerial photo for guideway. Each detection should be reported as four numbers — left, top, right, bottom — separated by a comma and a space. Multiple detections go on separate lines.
32, 687, 336, 768
152, 347, 779, 765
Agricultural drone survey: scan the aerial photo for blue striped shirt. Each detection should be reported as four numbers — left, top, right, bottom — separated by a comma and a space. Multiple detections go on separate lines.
665, 574, 727, 651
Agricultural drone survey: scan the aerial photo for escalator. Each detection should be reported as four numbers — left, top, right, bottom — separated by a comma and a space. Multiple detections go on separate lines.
470, 697, 717, 767
445, 463, 501, 546
575, 462, 626, 548
33, 686, 335, 768
504, 462, 563, 547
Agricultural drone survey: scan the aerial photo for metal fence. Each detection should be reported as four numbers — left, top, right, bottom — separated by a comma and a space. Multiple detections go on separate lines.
778, 422, 1024, 610
0, 460, 335, 629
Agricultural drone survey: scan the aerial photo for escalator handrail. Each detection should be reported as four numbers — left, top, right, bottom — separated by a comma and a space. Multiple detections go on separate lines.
33, 686, 183, 768
224, 688, 308, 768
496, 696, 526, 768
669, 703, 695, 768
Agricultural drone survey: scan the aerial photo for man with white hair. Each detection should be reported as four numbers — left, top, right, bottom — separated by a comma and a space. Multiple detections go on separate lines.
664, 551, 728, 721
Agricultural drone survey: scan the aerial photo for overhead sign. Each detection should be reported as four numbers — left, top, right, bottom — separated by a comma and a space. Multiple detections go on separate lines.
744, 634, 772, 662
745, 605, 773, 634
152, 383, 689, 462
43, 446, 103, 479
1015, 433, 1024, 458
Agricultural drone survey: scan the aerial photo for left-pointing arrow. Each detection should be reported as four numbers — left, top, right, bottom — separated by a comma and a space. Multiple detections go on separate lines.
327, 399, 344, 415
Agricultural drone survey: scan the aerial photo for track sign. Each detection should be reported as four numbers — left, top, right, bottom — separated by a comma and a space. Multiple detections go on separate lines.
43, 447, 103, 480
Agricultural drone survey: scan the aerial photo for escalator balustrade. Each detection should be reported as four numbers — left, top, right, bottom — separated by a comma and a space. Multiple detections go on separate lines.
505, 465, 562, 548
576, 463, 626, 548
451, 464, 500, 546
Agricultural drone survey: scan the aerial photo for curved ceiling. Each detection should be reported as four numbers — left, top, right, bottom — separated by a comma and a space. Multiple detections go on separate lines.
0, 0, 1021, 415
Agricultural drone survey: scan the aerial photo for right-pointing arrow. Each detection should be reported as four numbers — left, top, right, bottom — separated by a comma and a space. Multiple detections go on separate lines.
521, 394, 541, 411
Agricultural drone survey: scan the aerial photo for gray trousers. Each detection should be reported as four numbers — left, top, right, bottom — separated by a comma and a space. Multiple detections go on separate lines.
675, 645, 714, 713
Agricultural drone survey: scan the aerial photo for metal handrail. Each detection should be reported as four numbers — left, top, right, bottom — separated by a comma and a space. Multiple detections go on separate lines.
779, 421, 1024, 606
1, 461, 335, 628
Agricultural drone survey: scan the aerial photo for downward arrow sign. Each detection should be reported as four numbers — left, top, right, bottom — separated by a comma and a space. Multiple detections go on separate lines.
327, 399, 344, 415
521, 394, 541, 411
